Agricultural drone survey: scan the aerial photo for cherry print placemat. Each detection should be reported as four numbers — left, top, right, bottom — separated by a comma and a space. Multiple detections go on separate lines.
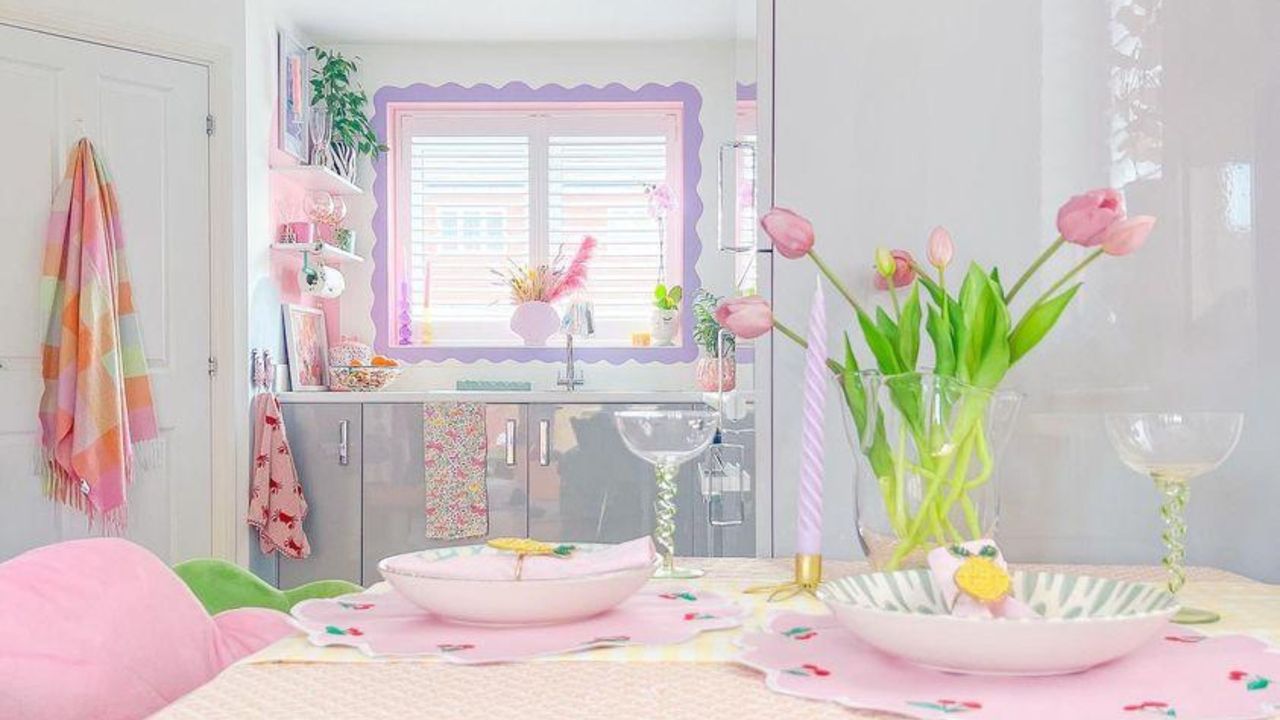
290, 587, 744, 664
736, 611, 1280, 720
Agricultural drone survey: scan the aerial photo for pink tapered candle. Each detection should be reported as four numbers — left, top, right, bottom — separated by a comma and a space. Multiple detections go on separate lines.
796, 275, 826, 555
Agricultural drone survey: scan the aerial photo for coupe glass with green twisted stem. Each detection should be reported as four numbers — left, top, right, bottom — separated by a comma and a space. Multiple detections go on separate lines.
1105, 412, 1243, 624
615, 409, 719, 579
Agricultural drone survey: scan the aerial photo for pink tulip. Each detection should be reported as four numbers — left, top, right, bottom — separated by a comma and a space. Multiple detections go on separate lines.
873, 250, 917, 290
1101, 215, 1155, 256
927, 226, 954, 270
715, 295, 774, 339
760, 207, 815, 259
1056, 188, 1126, 246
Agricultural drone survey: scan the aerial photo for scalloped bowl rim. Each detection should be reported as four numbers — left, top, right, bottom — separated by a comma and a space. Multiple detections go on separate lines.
378, 542, 659, 584
816, 569, 1181, 624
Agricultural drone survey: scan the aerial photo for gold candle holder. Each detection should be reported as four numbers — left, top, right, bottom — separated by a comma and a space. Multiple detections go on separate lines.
745, 553, 823, 602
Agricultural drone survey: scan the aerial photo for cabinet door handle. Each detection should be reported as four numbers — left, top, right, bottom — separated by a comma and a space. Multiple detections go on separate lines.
717, 140, 757, 254
338, 419, 349, 466
538, 419, 550, 466
505, 418, 517, 466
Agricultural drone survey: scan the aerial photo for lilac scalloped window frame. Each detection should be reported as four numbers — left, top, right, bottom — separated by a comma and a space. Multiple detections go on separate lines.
370, 81, 705, 364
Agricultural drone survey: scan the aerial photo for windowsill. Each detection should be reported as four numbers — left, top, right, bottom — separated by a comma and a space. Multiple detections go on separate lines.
374, 339, 755, 365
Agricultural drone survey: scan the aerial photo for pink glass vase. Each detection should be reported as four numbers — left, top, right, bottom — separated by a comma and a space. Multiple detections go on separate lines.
695, 352, 736, 392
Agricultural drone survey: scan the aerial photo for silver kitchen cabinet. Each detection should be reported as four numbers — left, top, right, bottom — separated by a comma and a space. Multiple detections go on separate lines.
360, 403, 528, 582
274, 403, 363, 587
526, 404, 755, 557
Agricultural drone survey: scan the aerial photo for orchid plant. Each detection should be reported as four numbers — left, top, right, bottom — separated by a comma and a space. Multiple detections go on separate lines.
718, 191, 1156, 566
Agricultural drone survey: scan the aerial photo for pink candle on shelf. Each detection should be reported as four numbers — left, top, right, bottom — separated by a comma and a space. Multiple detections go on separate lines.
796, 275, 826, 556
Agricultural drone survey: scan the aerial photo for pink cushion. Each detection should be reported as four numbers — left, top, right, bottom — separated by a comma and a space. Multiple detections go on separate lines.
0, 538, 295, 720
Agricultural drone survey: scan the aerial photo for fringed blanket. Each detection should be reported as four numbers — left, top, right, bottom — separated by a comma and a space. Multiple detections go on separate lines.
37, 138, 158, 531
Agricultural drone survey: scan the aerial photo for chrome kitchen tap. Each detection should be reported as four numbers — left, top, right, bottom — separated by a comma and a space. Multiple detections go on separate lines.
557, 300, 594, 391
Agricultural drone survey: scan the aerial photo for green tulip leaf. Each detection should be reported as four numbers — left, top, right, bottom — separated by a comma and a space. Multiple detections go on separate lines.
898, 285, 922, 370
843, 332, 860, 374
1009, 282, 1082, 364
857, 307, 902, 375
926, 305, 956, 378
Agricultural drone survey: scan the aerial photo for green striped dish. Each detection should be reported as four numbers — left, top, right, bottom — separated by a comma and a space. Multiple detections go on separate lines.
818, 570, 1177, 621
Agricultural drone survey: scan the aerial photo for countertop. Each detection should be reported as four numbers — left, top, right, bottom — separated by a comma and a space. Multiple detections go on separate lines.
276, 389, 749, 405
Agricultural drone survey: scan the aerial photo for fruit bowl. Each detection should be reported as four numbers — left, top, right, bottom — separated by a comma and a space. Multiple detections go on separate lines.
328, 364, 401, 392
818, 569, 1178, 676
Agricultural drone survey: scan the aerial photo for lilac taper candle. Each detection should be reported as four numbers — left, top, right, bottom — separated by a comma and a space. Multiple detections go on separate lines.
796, 275, 826, 555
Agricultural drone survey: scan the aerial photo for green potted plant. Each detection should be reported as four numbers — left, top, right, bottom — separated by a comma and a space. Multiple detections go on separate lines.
651, 283, 683, 346
309, 47, 388, 182
692, 289, 736, 392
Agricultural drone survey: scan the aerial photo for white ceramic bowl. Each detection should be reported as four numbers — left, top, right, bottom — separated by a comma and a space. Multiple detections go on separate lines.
378, 543, 656, 625
818, 570, 1178, 676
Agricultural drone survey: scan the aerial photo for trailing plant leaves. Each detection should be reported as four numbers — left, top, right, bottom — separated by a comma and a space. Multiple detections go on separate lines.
898, 285, 922, 370
1009, 282, 1081, 364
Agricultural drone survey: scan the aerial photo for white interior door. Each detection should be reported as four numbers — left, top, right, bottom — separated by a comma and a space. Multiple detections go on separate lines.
0, 24, 211, 563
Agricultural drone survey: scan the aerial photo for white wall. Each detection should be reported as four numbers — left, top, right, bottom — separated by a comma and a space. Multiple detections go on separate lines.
0, 0, 254, 562
774, 0, 1280, 581
325, 40, 750, 391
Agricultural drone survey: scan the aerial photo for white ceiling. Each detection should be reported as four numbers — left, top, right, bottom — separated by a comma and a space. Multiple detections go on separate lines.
275, 0, 756, 44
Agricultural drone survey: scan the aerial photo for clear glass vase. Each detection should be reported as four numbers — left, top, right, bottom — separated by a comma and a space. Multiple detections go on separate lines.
841, 371, 1022, 570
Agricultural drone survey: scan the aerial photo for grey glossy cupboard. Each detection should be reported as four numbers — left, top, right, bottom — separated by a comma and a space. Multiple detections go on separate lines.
251, 401, 755, 588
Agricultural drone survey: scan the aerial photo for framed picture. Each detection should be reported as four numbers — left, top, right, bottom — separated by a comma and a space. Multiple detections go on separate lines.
277, 30, 309, 161
282, 304, 329, 391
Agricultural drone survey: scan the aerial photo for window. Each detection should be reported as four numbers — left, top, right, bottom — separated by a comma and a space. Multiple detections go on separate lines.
392, 104, 684, 346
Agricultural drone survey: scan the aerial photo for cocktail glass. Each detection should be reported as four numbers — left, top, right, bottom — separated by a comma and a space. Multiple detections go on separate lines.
615, 409, 719, 579
1105, 412, 1244, 624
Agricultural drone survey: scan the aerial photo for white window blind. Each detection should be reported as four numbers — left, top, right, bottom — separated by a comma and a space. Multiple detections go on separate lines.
395, 106, 682, 346
408, 135, 530, 323
549, 134, 668, 325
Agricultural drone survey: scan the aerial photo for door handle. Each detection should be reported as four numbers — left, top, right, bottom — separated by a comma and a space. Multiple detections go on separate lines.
338, 419, 349, 466
538, 419, 550, 467
717, 140, 757, 254
505, 418, 517, 466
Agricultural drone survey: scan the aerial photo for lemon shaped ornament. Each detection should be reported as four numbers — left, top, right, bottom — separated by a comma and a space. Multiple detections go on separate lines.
487, 538, 575, 558
949, 545, 1011, 604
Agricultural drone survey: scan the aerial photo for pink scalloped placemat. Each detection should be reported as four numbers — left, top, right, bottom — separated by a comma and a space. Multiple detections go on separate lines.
291, 587, 744, 664
736, 611, 1280, 720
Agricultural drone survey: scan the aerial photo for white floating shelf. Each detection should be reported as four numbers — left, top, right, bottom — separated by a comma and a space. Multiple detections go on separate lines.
270, 164, 363, 195
271, 242, 364, 264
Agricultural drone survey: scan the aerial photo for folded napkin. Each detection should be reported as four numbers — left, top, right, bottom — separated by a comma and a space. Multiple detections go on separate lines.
927, 540, 1038, 619
385, 537, 656, 581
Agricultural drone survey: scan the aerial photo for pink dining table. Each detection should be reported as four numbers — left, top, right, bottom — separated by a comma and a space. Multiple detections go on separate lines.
155, 557, 1280, 719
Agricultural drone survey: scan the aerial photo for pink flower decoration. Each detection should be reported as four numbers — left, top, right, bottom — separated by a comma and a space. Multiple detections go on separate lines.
646, 183, 678, 219
715, 295, 774, 339
1101, 215, 1156, 256
872, 250, 917, 290
927, 226, 954, 270
760, 207, 815, 259
1057, 188, 1126, 247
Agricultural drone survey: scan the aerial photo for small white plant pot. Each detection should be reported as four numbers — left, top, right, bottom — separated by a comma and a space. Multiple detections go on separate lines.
651, 308, 680, 347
